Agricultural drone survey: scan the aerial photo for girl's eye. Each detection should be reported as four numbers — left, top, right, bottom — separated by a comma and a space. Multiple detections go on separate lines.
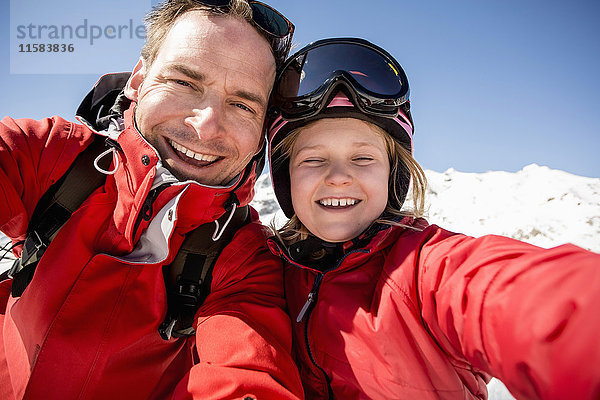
301, 158, 325, 165
353, 156, 375, 163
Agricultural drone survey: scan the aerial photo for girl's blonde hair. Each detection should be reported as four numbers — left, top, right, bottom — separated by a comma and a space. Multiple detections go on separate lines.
272, 118, 427, 247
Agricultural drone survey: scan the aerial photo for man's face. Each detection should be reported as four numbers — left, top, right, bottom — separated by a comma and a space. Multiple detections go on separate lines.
128, 11, 276, 186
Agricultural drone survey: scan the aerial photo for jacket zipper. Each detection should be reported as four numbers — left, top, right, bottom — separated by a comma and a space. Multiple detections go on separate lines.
131, 183, 170, 239
296, 273, 323, 322
301, 273, 332, 398
297, 249, 369, 399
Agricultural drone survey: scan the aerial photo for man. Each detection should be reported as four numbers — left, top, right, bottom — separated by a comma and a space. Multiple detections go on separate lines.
0, 1, 303, 399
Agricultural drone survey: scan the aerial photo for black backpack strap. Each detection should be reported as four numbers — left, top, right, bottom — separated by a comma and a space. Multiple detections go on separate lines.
159, 204, 250, 340
8, 135, 111, 297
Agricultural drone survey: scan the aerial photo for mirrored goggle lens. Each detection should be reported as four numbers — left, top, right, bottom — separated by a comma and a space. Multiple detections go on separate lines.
277, 43, 405, 99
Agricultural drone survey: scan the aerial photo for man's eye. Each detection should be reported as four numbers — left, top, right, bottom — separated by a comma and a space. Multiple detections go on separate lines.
173, 79, 191, 87
234, 103, 255, 114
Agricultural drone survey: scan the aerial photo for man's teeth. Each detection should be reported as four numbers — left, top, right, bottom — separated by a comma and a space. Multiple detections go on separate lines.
319, 198, 358, 207
169, 140, 218, 162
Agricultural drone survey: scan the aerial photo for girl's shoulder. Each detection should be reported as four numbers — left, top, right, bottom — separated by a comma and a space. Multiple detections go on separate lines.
374, 220, 465, 273
370, 217, 457, 250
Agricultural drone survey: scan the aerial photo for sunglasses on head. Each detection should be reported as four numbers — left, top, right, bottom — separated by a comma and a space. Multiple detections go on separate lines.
191, 0, 294, 38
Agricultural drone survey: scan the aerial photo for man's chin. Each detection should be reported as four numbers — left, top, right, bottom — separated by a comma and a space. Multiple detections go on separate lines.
164, 161, 235, 187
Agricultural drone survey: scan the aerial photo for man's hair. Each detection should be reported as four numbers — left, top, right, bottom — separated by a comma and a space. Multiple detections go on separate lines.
141, 0, 290, 69
272, 119, 427, 247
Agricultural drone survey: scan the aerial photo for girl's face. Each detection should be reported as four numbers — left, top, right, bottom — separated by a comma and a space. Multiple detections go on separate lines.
289, 118, 390, 243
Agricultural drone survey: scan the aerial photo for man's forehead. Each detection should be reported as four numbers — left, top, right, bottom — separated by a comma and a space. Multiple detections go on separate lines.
168, 11, 274, 60
157, 11, 276, 77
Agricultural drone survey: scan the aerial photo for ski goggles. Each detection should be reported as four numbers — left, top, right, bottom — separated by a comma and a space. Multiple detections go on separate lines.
271, 37, 410, 121
191, 0, 294, 38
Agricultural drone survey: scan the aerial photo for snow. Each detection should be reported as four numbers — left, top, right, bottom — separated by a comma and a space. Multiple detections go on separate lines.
422, 164, 599, 252
2, 164, 599, 399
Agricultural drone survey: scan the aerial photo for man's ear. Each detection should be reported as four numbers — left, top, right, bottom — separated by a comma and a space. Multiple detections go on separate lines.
124, 58, 145, 102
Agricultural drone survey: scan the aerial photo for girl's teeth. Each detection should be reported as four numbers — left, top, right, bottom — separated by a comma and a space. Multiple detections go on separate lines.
319, 198, 357, 207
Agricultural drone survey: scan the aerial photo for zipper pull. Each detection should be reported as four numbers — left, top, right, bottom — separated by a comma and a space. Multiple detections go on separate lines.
131, 183, 171, 239
296, 291, 315, 323
296, 274, 323, 323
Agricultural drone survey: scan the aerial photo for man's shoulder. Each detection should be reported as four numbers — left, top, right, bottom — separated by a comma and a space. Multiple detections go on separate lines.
231, 210, 274, 246
1, 115, 94, 139
217, 213, 274, 260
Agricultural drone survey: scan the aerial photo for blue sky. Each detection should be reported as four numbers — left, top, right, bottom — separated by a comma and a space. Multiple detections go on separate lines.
1, 0, 598, 177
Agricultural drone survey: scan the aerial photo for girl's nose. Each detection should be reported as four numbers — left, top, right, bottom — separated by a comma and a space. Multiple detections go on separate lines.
324, 162, 353, 186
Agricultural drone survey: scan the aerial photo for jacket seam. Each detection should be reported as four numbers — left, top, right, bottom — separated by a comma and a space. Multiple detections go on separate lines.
477, 266, 504, 365
381, 267, 418, 310
196, 309, 289, 356
77, 261, 137, 399
315, 347, 468, 393
42, 120, 77, 189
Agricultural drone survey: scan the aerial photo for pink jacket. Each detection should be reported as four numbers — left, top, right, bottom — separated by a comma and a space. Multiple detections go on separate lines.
267, 218, 600, 399
0, 109, 303, 399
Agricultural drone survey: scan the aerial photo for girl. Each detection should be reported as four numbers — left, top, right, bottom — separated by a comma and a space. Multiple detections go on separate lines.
266, 38, 600, 399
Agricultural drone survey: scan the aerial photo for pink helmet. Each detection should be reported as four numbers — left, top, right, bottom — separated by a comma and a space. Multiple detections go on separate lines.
268, 91, 414, 218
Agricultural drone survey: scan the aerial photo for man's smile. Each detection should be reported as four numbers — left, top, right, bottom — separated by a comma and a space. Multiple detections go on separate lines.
168, 139, 221, 167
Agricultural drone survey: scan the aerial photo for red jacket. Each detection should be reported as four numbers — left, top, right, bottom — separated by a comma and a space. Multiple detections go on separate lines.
0, 108, 303, 399
267, 219, 600, 399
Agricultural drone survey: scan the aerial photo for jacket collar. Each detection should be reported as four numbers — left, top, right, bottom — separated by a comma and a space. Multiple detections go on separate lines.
267, 217, 422, 273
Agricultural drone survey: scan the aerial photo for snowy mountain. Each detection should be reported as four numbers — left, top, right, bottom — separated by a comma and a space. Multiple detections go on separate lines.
1, 164, 598, 399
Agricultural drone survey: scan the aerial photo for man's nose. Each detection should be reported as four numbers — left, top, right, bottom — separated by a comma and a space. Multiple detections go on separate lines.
184, 105, 223, 140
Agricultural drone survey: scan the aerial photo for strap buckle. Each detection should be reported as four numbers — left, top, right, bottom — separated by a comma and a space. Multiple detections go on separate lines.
175, 278, 202, 308
158, 316, 177, 340
8, 231, 46, 279
6, 259, 21, 280
158, 279, 202, 340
